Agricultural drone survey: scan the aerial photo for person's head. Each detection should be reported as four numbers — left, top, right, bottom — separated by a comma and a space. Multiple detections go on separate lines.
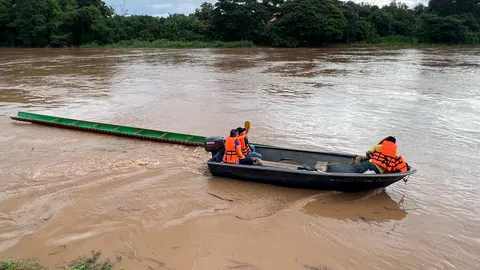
230, 129, 238, 137
384, 136, 396, 143
236, 127, 247, 135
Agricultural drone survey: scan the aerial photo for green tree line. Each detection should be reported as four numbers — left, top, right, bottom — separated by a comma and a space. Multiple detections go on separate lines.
1, 0, 479, 47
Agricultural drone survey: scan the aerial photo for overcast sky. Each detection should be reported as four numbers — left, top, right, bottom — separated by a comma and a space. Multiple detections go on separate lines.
104, 0, 427, 17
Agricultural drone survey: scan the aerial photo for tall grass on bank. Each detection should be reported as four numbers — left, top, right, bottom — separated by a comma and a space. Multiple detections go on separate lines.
357, 35, 420, 47
81, 39, 255, 48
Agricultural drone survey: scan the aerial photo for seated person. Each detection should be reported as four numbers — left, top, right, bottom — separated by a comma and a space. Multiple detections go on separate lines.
236, 127, 262, 159
223, 129, 254, 165
353, 136, 408, 174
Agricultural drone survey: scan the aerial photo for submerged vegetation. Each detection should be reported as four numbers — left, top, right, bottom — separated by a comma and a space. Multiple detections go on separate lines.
0, 0, 479, 48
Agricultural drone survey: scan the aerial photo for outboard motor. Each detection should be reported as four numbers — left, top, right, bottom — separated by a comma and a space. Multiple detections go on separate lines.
204, 136, 225, 158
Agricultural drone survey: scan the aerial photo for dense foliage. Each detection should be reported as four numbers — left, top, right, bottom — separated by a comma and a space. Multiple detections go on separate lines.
1, 0, 479, 47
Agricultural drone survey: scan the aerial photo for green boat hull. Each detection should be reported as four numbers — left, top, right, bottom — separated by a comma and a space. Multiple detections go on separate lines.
10, 111, 207, 146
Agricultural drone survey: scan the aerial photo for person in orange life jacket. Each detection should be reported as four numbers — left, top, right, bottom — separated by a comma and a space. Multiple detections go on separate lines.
223, 129, 254, 165
352, 136, 408, 174
236, 127, 263, 159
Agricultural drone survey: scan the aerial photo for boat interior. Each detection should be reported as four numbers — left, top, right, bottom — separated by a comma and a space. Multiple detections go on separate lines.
252, 146, 359, 173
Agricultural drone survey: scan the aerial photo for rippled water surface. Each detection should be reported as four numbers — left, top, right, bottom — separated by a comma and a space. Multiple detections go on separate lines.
1, 47, 479, 269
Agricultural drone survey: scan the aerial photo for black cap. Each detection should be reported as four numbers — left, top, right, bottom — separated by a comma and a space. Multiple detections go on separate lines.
236, 127, 247, 134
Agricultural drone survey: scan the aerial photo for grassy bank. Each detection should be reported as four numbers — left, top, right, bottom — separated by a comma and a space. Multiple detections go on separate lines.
81, 39, 256, 49
79, 37, 477, 50
355, 35, 480, 48
0, 251, 113, 270
5, 37, 477, 49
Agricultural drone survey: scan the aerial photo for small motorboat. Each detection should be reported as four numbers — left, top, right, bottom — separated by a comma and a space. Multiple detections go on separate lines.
204, 137, 417, 192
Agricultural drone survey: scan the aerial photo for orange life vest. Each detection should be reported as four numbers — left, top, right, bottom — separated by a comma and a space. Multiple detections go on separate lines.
237, 134, 251, 155
370, 141, 399, 173
223, 136, 242, 164
394, 155, 408, 173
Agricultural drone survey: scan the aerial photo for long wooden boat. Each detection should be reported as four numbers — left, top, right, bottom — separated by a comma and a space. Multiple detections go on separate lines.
207, 145, 417, 192
10, 111, 272, 147
10, 111, 206, 146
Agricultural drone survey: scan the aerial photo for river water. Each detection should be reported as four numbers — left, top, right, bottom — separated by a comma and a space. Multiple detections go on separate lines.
0, 47, 479, 269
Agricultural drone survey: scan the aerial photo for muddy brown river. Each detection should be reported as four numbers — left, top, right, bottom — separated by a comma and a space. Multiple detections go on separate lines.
0, 47, 479, 269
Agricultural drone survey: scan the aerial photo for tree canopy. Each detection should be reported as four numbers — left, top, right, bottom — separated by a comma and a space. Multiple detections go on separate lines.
1, 0, 479, 47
